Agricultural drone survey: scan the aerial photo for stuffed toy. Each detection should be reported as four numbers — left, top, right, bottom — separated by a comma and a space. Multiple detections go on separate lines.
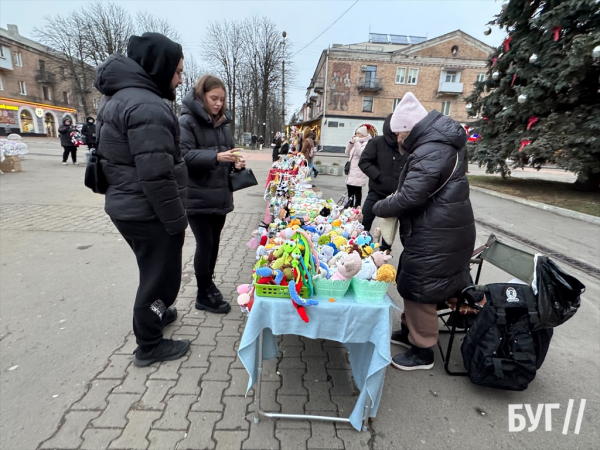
372, 227, 382, 247
283, 267, 294, 281
325, 242, 338, 256
375, 264, 397, 282
318, 235, 331, 245
328, 251, 346, 268
319, 206, 331, 217
361, 245, 374, 258
330, 251, 362, 281
332, 235, 347, 250
318, 245, 335, 264
246, 230, 259, 250
355, 257, 377, 280
256, 267, 284, 285
256, 246, 268, 260
315, 224, 326, 235
356, 232, 372, 247
237, 284, 255, 312
371, 250, 392, 268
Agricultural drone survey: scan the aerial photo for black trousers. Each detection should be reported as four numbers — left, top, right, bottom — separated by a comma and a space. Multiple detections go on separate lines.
112, 219, 185, 349
272, 147, 281, 162
346, 185, 363, 207
188, 214, 227, 291
361, 189, 391, 251
62, 146, 77, 162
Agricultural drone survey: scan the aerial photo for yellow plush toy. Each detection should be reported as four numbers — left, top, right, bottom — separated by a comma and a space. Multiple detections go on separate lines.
331, 219, 342, 227
375, 264, 396, 282
332, 235, 347, 250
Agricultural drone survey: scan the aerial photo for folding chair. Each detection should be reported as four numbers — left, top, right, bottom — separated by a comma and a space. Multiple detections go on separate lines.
437, 234, 536, 375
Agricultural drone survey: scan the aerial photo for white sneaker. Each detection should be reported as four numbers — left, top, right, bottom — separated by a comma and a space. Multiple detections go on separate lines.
73, 162, 80, 165
62, 162, 68, 165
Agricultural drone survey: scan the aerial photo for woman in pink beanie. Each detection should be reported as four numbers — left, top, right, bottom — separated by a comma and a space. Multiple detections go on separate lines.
373, 92, 475, 371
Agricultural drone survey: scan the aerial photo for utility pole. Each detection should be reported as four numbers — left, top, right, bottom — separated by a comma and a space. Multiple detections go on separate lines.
282, 31, 286, 136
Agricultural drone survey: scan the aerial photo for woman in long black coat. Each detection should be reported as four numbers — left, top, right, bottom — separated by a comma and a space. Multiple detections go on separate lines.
373, 93, 475, 371
179, 75, 245, 314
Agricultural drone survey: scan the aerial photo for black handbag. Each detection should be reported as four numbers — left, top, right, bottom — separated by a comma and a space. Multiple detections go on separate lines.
84, 148, 108, 194
230, 168, 258, 191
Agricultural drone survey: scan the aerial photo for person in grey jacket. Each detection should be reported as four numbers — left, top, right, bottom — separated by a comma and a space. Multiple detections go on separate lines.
179, 74, 245, 314
373, 93, 475, 371
94, 32, 189, 367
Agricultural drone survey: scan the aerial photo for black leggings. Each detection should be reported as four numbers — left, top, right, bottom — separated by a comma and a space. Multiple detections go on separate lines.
111, 219, 185, 349
62, 146, 77, 162
188, 214, 227, 291
346, 185, 363, 207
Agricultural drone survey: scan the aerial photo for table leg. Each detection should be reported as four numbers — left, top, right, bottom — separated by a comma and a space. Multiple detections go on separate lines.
362, 396, 372, 432
253, 330, 264, 424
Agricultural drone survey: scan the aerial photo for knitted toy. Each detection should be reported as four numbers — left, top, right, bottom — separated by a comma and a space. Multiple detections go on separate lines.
318, 245, 335, 264
375, 264, 397, 282
330, 251, 362, 281
355, 257, 377, 280
256, 267, 284, 285
356, 232, 372, 247
371, 250, 392, 268
328, 251, 346, 269
289, 280, 318, 307
246, 230, 259, 250
256, 246, 268, 260
372, 227, 382, 247
331, 219, 342, 228
318, 235, 331, 245
237, 284, 255, 312
332, 235, 347, 250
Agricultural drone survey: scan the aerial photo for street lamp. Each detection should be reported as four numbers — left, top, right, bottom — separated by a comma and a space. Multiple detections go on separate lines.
282, 31, 287, 136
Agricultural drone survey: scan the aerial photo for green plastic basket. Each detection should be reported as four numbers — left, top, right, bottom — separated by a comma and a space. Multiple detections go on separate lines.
313, 277, 351, 298
253, 282, 310, 299
350, 278, 391, 303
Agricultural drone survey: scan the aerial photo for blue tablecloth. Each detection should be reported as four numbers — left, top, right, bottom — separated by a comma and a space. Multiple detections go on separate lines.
238, 292, 393, 431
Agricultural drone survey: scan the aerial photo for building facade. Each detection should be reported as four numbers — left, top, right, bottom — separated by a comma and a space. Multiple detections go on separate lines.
298, 30, 493, 152
0, 24, 101, 137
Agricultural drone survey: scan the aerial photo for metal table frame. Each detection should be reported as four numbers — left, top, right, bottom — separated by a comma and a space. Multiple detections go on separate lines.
252, 329, 373, 432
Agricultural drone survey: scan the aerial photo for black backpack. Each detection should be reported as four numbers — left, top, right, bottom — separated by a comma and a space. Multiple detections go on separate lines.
461, 283, 553, 391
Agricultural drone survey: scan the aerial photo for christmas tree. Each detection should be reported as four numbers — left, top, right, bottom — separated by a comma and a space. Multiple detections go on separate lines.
465, 0, 600, 190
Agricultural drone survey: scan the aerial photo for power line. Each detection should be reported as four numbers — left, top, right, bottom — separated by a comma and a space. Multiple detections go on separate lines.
290, 0, 360, 58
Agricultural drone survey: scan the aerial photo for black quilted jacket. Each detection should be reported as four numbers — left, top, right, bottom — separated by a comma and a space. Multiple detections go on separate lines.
373, 111, 475, 304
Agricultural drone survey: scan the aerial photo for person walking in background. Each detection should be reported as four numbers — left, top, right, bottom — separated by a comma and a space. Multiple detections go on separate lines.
81, 116, 97, 150
258, 135, 264, 150
300, 126, 314, 174
271, 131, 282, 162
373, 92, 475, 371
310, 131, 319, 178
358, 114, 407, 250
180, 74, 245, 315
58, 117, 78, 165
251, 134, 257, 150
279, 138, 290, 156
344, 125, 371, 207
94, 32, 189, 367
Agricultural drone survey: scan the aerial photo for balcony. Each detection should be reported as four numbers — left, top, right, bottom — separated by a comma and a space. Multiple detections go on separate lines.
357, 77, 383, 93
35, 70, 57, 84
313, 79, 324, 93
438, 81, 464, 94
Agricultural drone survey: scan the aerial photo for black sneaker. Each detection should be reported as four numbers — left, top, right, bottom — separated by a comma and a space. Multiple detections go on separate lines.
390, 326, 410, 349
391, 346, 434, 371
161, 307, 177, 327
133, 338, 190, 367
195, 284, 231, 314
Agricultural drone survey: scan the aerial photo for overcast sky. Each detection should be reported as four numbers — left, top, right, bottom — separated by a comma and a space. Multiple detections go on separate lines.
1, 0, 505, 113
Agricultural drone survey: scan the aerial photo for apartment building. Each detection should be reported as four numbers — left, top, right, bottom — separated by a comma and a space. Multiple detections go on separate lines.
298, 30, 493, 152
0, 24, 101, 136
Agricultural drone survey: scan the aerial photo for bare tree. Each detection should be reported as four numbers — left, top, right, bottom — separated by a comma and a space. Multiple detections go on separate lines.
34, 12, 95, 117
175, 55, 206, 115
203, 20, 245, 136
136, 12, 181, 43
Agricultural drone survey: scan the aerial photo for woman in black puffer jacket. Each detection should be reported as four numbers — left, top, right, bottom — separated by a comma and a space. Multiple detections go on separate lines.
373, 93, 475, 372
179, 75, 244, 314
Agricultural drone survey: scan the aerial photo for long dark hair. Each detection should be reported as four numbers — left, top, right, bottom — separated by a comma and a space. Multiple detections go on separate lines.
194, 74, 227, 118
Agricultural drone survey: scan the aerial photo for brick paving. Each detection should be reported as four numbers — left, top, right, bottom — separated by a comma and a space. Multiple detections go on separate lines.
35, 211, 368, 450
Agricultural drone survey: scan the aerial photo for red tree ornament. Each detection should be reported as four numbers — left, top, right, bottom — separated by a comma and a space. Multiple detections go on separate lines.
553, 26, 562, 41
518, 140, 532, 152
503, 36, 512, 52
492, 57, 498, 67
511, 73, 517, 86
527, 116, 539, 130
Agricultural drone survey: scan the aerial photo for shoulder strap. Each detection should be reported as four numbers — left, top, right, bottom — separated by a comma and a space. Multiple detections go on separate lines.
429, 151, 459, 198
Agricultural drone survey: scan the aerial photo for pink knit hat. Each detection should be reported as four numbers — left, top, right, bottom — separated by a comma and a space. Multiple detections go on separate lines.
390, 92, 428, 133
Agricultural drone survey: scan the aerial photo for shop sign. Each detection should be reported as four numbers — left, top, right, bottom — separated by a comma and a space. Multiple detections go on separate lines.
0, 104, 19, 111
35, 108, 44, 118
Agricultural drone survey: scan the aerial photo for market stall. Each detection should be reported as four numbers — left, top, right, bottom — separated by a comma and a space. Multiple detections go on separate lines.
237, 168, 396, 431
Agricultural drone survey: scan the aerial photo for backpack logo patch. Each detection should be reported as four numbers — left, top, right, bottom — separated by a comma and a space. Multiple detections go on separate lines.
506, 287, 520, 303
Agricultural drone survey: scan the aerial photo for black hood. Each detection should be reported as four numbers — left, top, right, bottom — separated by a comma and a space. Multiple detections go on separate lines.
95, 54, 162, 97
181, 90, 231, 126
382, 114, 398, 149
402, 110, 467, 154
86, 116, 95, 123
127, 33, 182, 101
62, 117, 72, 125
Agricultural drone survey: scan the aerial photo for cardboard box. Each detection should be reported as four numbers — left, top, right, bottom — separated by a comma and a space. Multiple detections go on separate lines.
0, 155, 22, 172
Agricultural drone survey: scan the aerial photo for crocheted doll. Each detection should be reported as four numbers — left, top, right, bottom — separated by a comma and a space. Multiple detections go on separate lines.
330, 251, 362, 281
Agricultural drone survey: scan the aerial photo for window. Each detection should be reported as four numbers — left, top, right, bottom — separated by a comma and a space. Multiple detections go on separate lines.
362, 96, 374, 112
407, 68, 419, 85
441, 101, 451, 116
0, 75, 3, 91
59, 67, 65, 79
0, 47, 5, 58
445, 71, 458, 83
15, 52, 22, 67
392, 98, 402, 111
395, 67, 406, 84
42, 86, 51, 100
39, 59, 45, 71
477, 73, 486, 82
327, 121, 339, 128
93, 98, 100, 109
19, 81, 27, 95
62, 91, 69, 104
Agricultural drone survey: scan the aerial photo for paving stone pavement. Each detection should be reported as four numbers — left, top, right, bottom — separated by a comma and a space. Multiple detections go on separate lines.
37, 211, 369, 450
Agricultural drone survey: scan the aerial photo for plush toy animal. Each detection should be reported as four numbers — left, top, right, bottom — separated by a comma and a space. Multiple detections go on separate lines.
371, 250, 392, 268
355, 257, 377, 280
318, 245, 335, 264
330, 251, 362, 281
375, 264, 396, 282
